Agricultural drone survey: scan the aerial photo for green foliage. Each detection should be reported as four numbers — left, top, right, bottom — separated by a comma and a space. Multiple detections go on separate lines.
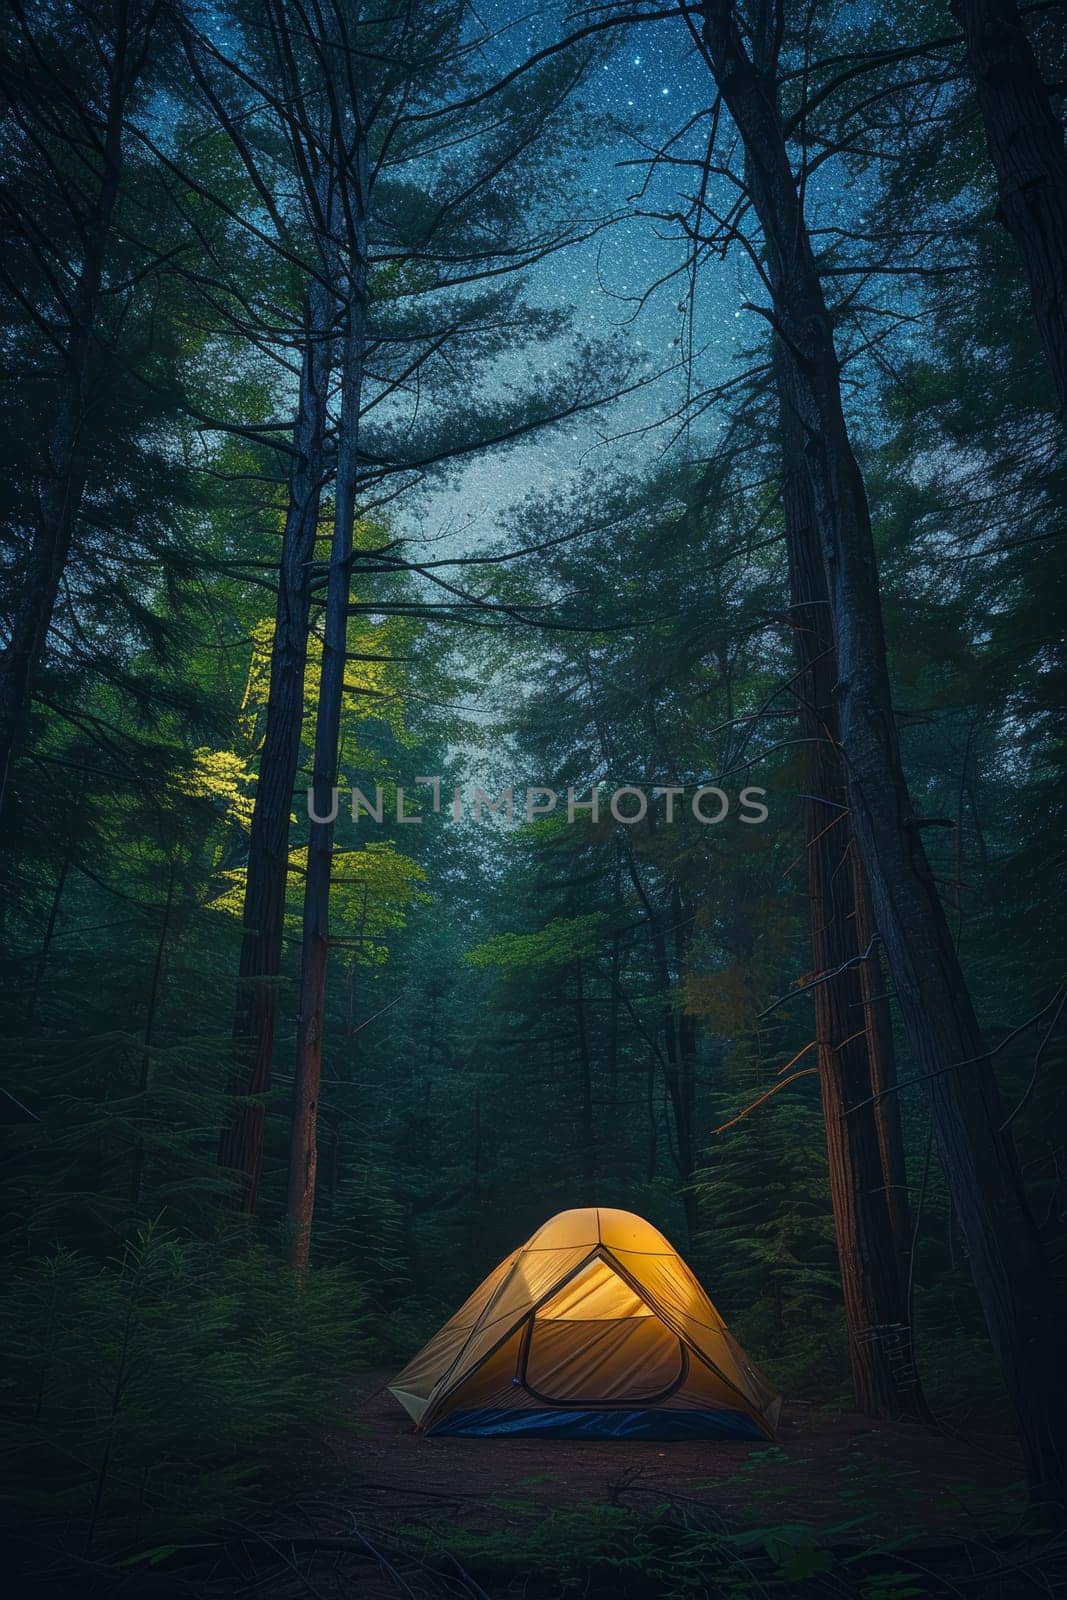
692, 1104, 844, 1401
400, 1500, 1004, 1599
405, 1502, 763, 1598
465, 912, 605, 969
0, 1223, 368, 1550
1, 0, 1065, 1584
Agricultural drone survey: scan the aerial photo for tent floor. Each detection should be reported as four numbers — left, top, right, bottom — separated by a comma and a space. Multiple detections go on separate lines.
428, 1405, 767, 1439
334, 1369, 1024, 1543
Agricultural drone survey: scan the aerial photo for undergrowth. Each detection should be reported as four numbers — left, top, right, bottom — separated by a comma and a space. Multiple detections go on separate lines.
401, 1499, 1064, 1599
0, 1221, 372, 1557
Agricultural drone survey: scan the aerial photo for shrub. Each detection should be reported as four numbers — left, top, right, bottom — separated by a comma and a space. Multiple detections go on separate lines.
0, 1221, 369, 1554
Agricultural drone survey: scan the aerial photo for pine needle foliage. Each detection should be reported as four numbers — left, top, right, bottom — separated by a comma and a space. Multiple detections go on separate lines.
0, 1222, 367, 1552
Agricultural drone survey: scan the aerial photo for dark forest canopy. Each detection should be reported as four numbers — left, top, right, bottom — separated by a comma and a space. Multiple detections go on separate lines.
1, 0, 1065, 1591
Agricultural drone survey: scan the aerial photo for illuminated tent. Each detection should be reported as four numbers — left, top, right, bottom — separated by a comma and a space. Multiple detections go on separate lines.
389, 1207, 782, 1439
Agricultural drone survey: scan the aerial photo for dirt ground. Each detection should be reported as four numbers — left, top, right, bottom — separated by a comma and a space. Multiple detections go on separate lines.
332, 1370, 1026, 1543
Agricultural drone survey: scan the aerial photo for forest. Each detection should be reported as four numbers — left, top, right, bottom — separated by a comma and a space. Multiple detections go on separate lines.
1, 0, 1065, 1595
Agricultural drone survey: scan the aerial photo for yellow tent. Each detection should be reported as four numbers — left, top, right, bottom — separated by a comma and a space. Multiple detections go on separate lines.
389, 1207, 782, 1439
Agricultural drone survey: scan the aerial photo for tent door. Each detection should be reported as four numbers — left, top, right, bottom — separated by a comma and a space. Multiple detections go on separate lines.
515, 1260, 688, 1406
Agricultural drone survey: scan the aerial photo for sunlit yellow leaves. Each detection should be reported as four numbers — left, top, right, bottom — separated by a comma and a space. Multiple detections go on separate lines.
184, 503, 424, 976
207, 839, 428, 967
203, 867, 248, 921
289, 839, 428, 965
238, 619, 278, 747
169, 746, 257, 832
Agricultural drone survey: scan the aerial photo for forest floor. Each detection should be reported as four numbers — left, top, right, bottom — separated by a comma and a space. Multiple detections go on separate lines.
333, 1369, 1026, 1546
9, 1374, 1041, 1600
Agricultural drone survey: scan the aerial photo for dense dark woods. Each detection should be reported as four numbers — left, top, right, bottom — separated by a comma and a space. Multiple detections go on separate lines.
954, 0, 1067, 408
700, 0, 1065, 1504
1, 0, 1065, 1594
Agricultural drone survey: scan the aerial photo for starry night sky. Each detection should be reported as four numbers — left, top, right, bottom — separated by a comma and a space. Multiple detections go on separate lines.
411, 0, 761, 551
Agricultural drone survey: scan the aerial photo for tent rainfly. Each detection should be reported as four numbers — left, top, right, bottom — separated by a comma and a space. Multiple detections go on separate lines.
389, 1207, 782, 1439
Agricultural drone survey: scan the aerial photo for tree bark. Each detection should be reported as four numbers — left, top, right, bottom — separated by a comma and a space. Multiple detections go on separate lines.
130, 864, 176, 1207
217, 273, 333, 1213
645, 1049, 658, 1183
623, 840, 699, 1238
606, 839, 623, 1134
780, 398, 920, 1418
590, 688, 699, 1231
953, 0, 1067, 411
573, 956, 596, 1204
851, 852, 913, 1273
287, 127, 369, 1274
671, 882, 700, 1239
25, 774, 85, 1023
701, 0, 1066, 1506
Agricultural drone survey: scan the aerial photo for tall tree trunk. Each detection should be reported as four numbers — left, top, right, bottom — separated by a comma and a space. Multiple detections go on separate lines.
645, 1049, 658, 1183
953, 0, 1067, 410
471, 1088, 482, 1214
25, 852, 73, 1024
623, 842, 699, 1237
217, 273, 333, 1213
780, 403, 921, 1417
0, 9, 130, 814
606, 840, 623, 1136
423, 993, 438, 1108
701, 0, 1066, 1505
671, 883, 701, 1239
851, 853, 914, 1272
573, 956, 595, 1204
590, 692, 699, 1229
130, 864, 176, 1208
25, 773, 85, 1022
287, 131, 369, 1274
